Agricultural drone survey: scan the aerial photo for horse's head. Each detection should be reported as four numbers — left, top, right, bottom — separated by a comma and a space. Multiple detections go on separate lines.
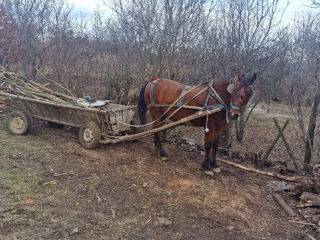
228, 71, 257, 120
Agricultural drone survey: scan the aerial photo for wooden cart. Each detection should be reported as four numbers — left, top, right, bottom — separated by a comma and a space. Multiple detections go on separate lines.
0, 91, 222, 149
1, 91, 135, 149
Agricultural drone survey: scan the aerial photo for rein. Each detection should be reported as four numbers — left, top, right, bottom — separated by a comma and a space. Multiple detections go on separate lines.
148, 79, 232, 126
148, 78, 236, 126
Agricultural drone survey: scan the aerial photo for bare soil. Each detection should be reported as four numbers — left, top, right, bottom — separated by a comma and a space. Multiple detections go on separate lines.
0, 109, 318, 239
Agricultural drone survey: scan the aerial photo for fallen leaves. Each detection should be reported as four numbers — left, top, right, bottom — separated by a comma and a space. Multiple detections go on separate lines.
19, 199, 35, 205
42, 180, 57, 186
158, 217, 172, 226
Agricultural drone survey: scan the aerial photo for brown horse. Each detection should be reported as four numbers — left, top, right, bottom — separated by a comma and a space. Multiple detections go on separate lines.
137, 72, 256, 175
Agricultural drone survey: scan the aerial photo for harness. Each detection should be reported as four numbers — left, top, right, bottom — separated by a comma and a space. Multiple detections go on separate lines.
146, 76, 252, 127
148, 79, 229, 115
148, 80, 198, 110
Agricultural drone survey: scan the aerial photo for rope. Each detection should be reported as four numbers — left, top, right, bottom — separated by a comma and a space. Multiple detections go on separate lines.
111, 110, 154, 128
205, 110, 209, 132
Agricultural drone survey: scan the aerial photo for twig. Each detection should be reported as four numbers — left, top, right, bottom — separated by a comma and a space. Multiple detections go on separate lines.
34, 67, 75, 97
0, 65, 75, 104
217, 158, 300, 182
288, 220, 316, 226
53, 172, 76, 177
306, 234, 317, 240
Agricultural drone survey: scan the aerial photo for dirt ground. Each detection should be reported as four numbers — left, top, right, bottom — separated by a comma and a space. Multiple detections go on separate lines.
0, 108, 318, 239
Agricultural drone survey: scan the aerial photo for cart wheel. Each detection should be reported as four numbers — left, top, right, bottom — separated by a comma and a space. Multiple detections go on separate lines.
79, 121, 101, 149
6, 111, 31, 135
48, 121, 64, 129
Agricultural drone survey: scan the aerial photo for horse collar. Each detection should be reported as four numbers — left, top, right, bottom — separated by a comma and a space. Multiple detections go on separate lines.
203, 81, 228, 114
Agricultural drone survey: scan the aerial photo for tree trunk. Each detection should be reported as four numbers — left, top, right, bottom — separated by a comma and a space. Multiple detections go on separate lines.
220, 121, 233, 149
236, 112, 245, 142
304, 93, 320, 169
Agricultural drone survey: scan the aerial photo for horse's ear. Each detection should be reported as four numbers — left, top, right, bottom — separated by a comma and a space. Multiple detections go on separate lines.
237, 70, 242, 81
250, 73, 257, 84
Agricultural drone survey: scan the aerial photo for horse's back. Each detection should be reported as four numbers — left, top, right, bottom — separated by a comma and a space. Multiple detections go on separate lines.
144, 78, 185, 105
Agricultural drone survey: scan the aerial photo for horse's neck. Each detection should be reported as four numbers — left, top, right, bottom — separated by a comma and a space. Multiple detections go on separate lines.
212, 78, 231, 104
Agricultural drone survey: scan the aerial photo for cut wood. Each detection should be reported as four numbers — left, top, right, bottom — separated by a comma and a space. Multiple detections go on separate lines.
297, 192, 320, 208
0, 65, 75, 104
272, 192, 297, 217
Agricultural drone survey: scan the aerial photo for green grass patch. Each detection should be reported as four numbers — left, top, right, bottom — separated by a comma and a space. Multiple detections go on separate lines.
0, 119, 55, 165
0, 168, 39, 201
0, 118, 56, 202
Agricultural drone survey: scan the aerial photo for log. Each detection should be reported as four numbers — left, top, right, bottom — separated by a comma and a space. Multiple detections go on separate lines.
216, 158, 300, 182
272, 192, 297, 217
298, 192, 320, 207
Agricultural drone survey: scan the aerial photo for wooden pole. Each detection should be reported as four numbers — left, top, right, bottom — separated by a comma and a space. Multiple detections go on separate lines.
216, 158, 300, 182
100, 109, 222, 144
273, 119, 299, 169
259, 119, 289, 168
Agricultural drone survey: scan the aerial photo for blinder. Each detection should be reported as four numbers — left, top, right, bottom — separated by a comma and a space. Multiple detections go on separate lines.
229, 84, 253, 113
227, 83, 235, 94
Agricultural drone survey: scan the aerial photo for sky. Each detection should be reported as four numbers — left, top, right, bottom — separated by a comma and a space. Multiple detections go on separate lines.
67, 0, 316, 23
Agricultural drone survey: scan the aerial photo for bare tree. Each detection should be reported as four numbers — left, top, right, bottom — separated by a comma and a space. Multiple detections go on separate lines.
286, 13, 320, 168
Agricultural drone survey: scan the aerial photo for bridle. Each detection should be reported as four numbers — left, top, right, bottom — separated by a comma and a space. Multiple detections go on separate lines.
228, 77, 253, 113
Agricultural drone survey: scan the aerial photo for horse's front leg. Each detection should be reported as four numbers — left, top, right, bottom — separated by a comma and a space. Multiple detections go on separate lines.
209, 137, 220, 173
202, 131, 220, 175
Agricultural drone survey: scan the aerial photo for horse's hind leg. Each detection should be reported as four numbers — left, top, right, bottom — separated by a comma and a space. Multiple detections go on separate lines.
150, 110, 168, 160
202, 140, 213, 172
154, 132, 168, 160
210, 137, 220, 173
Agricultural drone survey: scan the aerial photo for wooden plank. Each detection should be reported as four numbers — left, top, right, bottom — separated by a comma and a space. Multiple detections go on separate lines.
100, 108, 222, 144
272, 192, 297, 217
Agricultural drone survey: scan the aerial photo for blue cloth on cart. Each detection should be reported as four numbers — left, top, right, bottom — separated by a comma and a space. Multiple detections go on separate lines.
84, 96, 97, 103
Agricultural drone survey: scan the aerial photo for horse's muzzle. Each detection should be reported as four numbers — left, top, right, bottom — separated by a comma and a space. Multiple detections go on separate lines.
229, 112, 238, 120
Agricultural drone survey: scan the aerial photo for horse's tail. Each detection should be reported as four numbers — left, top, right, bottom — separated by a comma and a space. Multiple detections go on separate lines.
137, 82, 148, 124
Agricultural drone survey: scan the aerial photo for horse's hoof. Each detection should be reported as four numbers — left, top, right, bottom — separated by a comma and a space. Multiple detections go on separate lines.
160, 157, 168, 161
212, 167, 221, 173
204, 170, 214, 176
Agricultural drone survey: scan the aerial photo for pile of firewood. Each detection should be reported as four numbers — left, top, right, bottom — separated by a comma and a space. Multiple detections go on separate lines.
0, 65, 76, 103
0, 97, 6, 108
